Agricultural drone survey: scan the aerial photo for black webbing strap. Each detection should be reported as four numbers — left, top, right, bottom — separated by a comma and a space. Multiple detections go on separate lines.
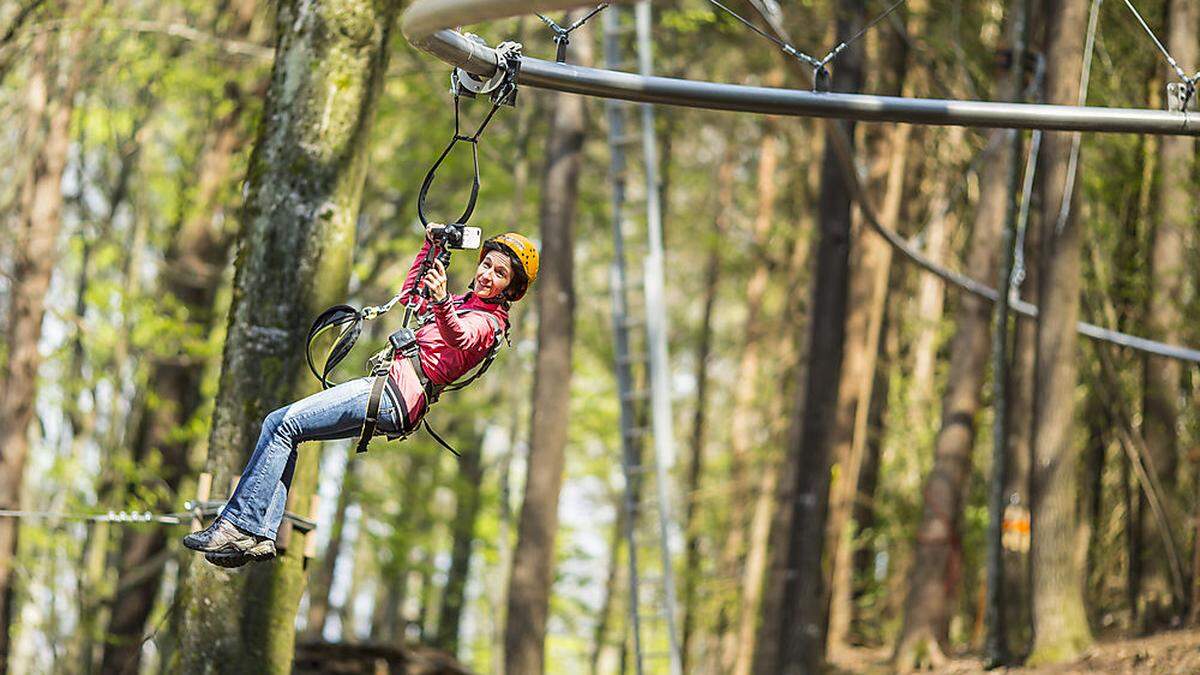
356, 374, 388, 454
422, 420, 462, 458
416, 43, 521, 227
306, 305, 363, 390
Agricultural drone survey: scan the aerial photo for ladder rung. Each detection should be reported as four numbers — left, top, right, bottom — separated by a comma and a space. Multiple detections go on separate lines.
620, 389, 649, 402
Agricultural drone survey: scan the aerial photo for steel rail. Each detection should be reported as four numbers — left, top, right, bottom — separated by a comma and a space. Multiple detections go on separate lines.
401, 0, 1200, 135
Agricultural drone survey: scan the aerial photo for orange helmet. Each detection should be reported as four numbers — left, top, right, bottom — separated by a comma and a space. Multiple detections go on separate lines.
481, 232, 539, 301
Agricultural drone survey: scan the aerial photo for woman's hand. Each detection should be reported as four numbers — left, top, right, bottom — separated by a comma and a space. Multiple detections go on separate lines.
423, 259, 449, 303
425, 222, 443, 242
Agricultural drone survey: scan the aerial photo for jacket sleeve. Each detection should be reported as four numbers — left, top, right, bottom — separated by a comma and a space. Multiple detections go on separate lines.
431, 304, 496, 353
398, 238, 435, 308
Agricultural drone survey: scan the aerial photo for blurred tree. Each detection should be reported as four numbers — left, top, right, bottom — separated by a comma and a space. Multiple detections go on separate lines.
1027, 0, 1093, 664
505, 15, 592, 674
1138, 0, 1195, 629
102, 20, 264, 672
775, 0, 865, 671
0, 18, 90, 672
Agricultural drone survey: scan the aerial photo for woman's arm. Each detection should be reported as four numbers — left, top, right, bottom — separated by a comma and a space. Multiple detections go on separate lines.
431, 304, 496, 352
398, 233, 437, 305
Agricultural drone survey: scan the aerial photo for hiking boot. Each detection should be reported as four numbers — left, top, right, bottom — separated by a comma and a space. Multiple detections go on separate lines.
183, 517, 273, 557
204, 538, 277, 568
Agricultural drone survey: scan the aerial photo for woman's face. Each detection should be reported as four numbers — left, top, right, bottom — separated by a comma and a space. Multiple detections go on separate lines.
474, 250, 513, 299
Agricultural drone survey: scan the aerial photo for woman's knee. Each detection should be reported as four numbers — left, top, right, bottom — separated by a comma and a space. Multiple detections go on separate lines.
261, 406, 293, 441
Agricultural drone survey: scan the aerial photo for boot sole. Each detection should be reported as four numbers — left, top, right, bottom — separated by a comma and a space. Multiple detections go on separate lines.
204, 541, 277, 568
183, 532, 270, 555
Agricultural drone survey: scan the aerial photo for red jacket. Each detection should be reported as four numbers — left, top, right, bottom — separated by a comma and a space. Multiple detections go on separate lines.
387, 239, 509, 428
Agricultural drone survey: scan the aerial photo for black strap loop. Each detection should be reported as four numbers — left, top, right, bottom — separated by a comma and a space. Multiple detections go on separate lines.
306, 305, 364, 389
417, 45, 520, 228
417, 129, 481, 227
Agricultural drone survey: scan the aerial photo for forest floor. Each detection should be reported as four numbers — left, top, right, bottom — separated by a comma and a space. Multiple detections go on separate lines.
830, 627, 1200, 673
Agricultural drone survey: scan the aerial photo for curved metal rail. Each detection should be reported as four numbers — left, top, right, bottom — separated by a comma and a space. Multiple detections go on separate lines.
402, 0, 1200, 135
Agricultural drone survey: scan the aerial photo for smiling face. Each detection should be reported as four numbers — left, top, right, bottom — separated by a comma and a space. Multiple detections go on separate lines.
473, 250, 514, 300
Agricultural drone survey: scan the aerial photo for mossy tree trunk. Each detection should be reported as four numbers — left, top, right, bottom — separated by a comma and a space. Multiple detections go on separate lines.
1027, 0, 1093, 664
504, 19, 592, 674
174, 0, 402, 670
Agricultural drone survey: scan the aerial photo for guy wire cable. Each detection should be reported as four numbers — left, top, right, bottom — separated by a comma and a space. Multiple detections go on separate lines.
824, 119, 1200, 363
706, 0, 1200, 364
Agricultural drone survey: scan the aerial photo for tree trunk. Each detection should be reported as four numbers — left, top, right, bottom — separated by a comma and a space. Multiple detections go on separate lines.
776, 2, 865, 670
590, 495, 627, 675
1138, 0, 1195, 628
434, 438, 485, 656
1027, 0, 1093, 663
893, 123, 1015, 667
683, 154, 729, 673
824, 30, 916, 646
504, 19, 592, 675
304, 455, 360, 641
0, 30, 85, 672
851, 307, 893, 637
752, 135, 818, 675
173, 0, 401, 670
714, 126, 774, 671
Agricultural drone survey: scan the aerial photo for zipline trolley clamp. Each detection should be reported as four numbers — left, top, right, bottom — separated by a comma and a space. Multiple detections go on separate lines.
1167, 79, 1199, 114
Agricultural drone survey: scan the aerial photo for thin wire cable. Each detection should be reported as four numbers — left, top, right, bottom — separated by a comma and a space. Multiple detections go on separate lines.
1122, 0, 1193, 83
0, 501, 317, 529
536, 4, 608, 37
825, 120, 1200, 363
0, 508, 192, 524
705, 0, 907, 72
745, 0, 793, 45
1055, 0, 1103, 236
707, 0, 1200, 361
1011, 55, 1048, 290
1010, 129, 1041, 291
704, 0, 822, 67
820, 0, 907, 65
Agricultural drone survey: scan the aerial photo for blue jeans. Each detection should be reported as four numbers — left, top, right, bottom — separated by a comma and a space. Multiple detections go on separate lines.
221, 377, 404, 538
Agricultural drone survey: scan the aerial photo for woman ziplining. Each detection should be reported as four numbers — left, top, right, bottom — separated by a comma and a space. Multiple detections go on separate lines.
182, 226, 539, 567
182, 44, 533, 568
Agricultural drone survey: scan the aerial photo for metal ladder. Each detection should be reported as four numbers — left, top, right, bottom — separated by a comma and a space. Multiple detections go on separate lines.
603, 3, 682, 674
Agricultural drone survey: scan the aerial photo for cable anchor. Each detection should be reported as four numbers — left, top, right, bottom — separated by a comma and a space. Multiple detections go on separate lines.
536, 4, 608, 63
1167, 78, 1198, 113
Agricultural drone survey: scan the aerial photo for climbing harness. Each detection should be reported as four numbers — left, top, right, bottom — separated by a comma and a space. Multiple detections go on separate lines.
306, 43, 523, 457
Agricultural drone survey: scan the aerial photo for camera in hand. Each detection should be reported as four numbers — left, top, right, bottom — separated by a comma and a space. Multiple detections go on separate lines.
429, 223, 482, 250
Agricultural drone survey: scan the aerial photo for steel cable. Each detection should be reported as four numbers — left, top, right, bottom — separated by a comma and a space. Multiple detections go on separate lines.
825, 121, 1200, 363
1122, 0, 1194, 84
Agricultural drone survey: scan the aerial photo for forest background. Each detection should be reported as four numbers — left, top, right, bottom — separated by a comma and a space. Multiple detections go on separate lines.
3, 0, 1200, 673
